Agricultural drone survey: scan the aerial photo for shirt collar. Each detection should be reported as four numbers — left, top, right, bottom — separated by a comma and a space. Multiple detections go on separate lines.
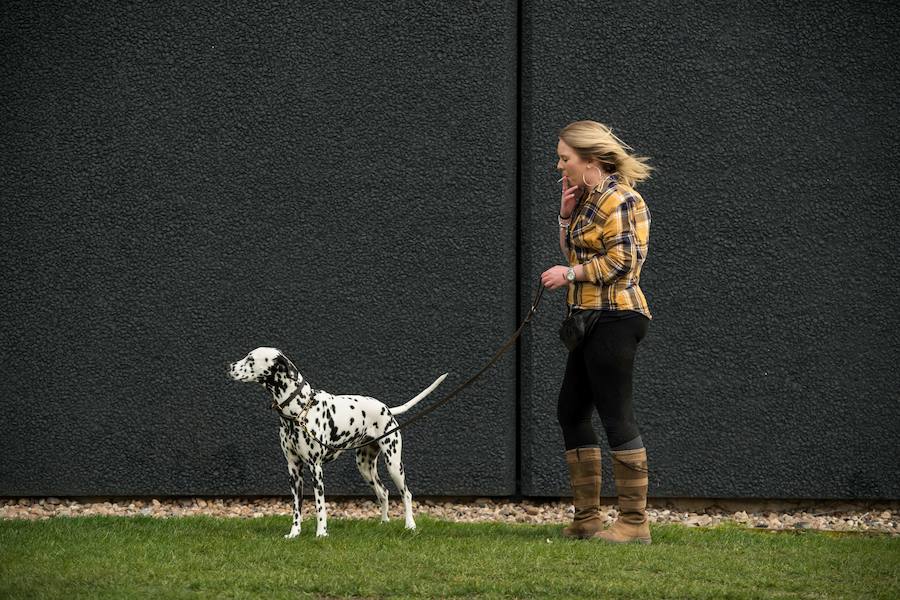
588, 173, 618, 198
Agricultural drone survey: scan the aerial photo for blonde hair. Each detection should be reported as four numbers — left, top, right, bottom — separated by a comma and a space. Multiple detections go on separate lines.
559, 120, 653, 187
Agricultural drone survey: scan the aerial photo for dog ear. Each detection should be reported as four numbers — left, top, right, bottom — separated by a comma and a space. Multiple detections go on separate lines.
274, 353, 299, 379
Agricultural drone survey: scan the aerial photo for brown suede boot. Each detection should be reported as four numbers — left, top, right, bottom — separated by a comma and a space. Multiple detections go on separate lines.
562, 447, 604, 539
596, 447, 652, 544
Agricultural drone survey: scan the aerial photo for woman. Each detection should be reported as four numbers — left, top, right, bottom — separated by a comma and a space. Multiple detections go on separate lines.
540, 120, 653, 544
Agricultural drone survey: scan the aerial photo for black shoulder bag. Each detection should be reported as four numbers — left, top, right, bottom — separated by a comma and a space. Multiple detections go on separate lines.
558, 309, 596, 352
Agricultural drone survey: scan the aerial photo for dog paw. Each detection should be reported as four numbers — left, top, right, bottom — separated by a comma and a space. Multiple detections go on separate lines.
284, 529, 301, 539
315, 531, 328, 538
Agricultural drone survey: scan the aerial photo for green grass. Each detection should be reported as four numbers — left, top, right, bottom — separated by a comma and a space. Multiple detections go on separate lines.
1, 516, 897, 599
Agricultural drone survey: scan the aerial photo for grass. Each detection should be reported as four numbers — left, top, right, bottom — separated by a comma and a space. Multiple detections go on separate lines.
1, 515, 898, 599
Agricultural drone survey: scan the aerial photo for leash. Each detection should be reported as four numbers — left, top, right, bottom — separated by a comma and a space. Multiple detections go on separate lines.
275, 281, 546, 452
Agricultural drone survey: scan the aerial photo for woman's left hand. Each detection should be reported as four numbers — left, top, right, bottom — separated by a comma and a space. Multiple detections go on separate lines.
541, 265, 570, 290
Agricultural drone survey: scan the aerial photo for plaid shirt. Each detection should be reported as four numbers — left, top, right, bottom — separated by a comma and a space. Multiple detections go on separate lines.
564, 175, 652, 318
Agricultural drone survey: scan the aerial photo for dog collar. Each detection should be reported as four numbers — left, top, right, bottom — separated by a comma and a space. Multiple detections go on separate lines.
296, 394, 317, 425
271, 384, 309, 414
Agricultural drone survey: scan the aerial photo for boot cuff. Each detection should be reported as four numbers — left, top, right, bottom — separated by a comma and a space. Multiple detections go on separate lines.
566, 447, 601, 463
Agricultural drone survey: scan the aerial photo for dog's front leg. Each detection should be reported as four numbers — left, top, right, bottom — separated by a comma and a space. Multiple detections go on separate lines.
284, 455, 304, 539
309, 462, 328, 538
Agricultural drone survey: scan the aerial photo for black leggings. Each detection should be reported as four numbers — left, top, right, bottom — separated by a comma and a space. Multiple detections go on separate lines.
557, 313, 649, 450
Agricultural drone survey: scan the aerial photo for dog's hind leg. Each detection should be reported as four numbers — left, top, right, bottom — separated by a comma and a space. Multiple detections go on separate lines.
356, 443, 389, 522
380, 432, 415, 530
283, 453, 304, 539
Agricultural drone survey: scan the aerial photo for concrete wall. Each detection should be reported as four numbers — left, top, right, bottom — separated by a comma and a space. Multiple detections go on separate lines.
2, 1, 897, 499
519, 0, 900, 498
1, 1, 519, 497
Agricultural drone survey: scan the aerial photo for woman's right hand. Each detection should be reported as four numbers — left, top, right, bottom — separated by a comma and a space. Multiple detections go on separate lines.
559, 175, 580, 219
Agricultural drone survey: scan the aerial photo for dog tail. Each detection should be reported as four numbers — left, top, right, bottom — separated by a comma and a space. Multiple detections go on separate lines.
390, 373, 448, 415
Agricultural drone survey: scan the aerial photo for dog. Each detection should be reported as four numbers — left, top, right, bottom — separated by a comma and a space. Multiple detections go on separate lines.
228, 346, 446, 538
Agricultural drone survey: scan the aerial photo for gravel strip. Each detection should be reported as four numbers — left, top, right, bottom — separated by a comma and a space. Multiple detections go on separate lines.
1, 497, 897, 534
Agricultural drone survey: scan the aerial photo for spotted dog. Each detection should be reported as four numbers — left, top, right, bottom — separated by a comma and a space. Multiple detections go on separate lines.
228, 347, 446, 538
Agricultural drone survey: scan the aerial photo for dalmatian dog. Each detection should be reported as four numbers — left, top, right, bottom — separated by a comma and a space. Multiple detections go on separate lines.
228, 347, 446, 538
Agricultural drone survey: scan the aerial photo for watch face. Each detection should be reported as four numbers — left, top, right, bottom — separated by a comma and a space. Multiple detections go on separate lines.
567, 269, 575, 282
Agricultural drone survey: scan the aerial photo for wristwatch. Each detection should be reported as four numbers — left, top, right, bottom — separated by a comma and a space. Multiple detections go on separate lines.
566, 266, 576, 282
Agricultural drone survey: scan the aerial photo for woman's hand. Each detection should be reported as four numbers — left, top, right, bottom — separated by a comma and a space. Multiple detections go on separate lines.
541, 265, 570, 290
559, 175, 581, 219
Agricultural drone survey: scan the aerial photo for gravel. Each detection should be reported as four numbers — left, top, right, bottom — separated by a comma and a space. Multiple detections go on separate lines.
2, 497, 897, 534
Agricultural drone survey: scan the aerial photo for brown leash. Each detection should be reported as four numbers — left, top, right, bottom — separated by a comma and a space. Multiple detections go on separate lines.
275, 282, 546, 452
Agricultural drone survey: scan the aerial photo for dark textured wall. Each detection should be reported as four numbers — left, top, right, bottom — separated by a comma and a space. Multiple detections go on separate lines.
520, 0, 900, 498
1, 1, 519, 496
3, 1, 898, 501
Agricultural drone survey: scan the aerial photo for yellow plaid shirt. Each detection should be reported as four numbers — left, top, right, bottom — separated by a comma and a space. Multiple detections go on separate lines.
564, 176, 652, 318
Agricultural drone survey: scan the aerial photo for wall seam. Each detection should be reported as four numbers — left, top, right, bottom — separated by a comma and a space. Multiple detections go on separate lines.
514, 0, 524, 499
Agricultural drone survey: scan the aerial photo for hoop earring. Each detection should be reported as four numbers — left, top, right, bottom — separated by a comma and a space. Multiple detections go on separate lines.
582, 166, 605, 190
